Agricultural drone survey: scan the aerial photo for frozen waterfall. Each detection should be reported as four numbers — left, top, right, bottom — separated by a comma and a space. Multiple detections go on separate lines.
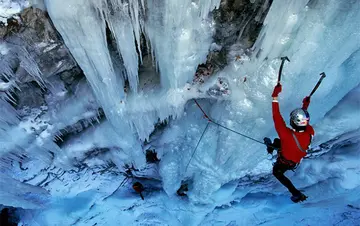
1, 0, 360, 222
44, 0, 221, 143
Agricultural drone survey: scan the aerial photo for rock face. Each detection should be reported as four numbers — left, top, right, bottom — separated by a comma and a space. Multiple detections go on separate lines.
15, 7, 78, 79
214, 0, 272, 49
201, 0, 272, 73
0, 7, 97, 173
1, 7, 84, 110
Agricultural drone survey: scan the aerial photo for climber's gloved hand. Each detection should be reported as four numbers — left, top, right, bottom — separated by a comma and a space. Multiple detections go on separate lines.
272, 83, 282, 98
264, 137, 274, 154
302, 96, 311, 110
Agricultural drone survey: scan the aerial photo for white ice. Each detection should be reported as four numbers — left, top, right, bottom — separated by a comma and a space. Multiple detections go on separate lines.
44, 0, 220, 145
1, 0, 360, 222
143, 0, 360, 202
0, 0, 29, 24
17, 134, 360, 225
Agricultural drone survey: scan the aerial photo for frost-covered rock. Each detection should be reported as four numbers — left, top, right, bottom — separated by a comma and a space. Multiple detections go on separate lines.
0, 0, 29, 25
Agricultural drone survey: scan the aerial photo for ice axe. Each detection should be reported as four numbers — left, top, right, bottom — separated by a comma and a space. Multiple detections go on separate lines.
309, 72, 326, 97
277, 56, 290, 84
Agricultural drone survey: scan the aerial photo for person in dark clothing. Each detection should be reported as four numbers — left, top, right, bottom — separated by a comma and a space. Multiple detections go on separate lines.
266, 83, 315, 203
0, 208, 18, 226
133, 182, 145, 200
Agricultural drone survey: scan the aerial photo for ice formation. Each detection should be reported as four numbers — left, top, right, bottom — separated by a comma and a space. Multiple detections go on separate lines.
154, 0, 360, 202
15, 133, 360, 225
44, 0, 220, 144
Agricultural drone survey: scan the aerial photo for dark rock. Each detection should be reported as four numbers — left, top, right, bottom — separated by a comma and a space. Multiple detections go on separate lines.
20, 8, 77, 79
59, 67, 84, 86
201, 0, 272, 70
177, 183, 189, 196
0, 17, 22, 38
3, 7, 81, 84
15, 81, 45, 109
0, 207, 19, 226
146, 149, 160, 163
213, 0, 272, 49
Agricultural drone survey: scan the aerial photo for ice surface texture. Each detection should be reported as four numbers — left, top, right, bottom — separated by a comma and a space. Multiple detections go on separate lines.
42, 0, 360, 202
1, 0, 360, 211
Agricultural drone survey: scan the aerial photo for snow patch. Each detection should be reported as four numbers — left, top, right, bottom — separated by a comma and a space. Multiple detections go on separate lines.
0, 0, 29, 24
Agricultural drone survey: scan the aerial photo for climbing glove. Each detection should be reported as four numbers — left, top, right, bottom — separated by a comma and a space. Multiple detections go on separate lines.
302, 96, 311, 110
272, 84, 282, 97
264, 137, 274, 154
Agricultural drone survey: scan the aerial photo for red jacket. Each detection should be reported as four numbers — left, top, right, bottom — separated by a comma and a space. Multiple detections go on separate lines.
272, 100, 314, 163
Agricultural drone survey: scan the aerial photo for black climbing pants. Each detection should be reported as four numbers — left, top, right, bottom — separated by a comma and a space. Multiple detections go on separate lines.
272, 159, 301, 196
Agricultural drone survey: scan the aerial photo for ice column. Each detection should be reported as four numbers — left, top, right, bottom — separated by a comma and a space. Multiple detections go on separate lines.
145, 0, 220, 89
44, 0, 145, 167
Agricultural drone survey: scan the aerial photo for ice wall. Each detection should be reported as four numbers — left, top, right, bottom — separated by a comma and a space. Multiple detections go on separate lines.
154, 0, 360, 202
43, 0, 146, 167
145, 0, 220, 88
3, 0, 360, 206
249, 0, 360, 143
44, 0, 220, 144
0, 175, 50, 209
314, 83, 360, 144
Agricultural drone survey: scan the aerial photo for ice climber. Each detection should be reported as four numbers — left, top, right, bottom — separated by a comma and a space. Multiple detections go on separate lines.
133, 182, 145, 200
264, 83, 314, 203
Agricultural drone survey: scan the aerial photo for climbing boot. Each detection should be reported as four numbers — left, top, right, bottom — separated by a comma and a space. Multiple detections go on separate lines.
291, 192, 308, 203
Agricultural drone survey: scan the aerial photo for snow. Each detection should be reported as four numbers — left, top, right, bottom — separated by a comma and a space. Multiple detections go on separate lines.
16, 133, 360, 225
0, 0, 29, 24
0, 42, 9, 55
0, 175, 50, 209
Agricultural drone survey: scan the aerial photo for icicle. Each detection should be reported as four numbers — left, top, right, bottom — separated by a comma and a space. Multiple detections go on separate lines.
95, 116, 100, 124
105, 0, 141, 93
44, 0, 220, 147
198, 0, 221, 19
44, 0, 128, 129
144, 0, 220, 89
16, 46, 45, 89
1, 41, 45, 93
0, 57, 15, 81
129, 0, 143, 64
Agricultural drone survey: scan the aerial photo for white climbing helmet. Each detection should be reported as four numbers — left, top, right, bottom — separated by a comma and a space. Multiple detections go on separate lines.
290, 108, 310, 128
